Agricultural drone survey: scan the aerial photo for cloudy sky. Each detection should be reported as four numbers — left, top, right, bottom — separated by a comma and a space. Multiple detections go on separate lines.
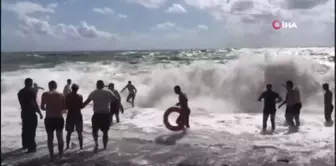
1, 0, 334, 51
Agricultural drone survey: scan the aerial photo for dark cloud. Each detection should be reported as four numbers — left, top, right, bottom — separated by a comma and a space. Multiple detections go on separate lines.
283, 0, 329, 10
231, 0, 254, 12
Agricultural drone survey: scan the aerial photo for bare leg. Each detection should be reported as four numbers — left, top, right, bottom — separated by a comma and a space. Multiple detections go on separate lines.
47, 131, 54, 161
56, 130, 64, 158
77, 131, 83, 149
102, 131, 108, 150
131, 96, 135, 107
66, 132, 72, 149
92, 129, 99, 152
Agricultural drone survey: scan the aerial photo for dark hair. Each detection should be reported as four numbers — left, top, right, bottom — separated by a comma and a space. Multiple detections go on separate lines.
24, 78, 33, 87
322, 83, 329, 89
48, 80, 57, 90
128, 81, 131, 84
286, 80, 293, 87
108, 83, 114, 87
71, 84, 79, 92
266, 84, 272, 89
96, 80, 104, 89
174, 85, 181, 91
67, 79, 72, 84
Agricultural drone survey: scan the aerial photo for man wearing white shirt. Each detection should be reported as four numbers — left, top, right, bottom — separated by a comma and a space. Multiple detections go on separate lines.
82, 80, 117, 151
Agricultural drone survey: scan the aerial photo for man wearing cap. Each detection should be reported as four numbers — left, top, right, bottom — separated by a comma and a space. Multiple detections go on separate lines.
65, 83, 83, 150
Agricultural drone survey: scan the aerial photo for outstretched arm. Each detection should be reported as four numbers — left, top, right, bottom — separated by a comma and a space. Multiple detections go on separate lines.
278, 95, 287, 108
82, 97, 92, 109
277, 94, 283, 103
121, 85, 127, 93
38, 86, 44, 90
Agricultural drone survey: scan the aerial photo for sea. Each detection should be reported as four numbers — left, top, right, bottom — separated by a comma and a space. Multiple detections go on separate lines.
1, 47, 335, 166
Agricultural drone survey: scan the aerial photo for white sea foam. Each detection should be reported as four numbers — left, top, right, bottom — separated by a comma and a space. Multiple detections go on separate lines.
1, 47, 334, 165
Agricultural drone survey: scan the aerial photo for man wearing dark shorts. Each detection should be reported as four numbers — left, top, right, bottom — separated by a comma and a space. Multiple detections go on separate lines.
41, 81, 66, 160
258, 84, 282, 132
82, 80, 117, 151
279, 80, 302, 129
121, 81, 137, 107
322, 83, 334, 123
108, 83, 124, 124
65, 84, 83, 149
174, 85, 190, 128
18, 78, 43, 153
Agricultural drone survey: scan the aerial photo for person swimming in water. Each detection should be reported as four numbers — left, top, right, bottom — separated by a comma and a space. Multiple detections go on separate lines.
121, 81, 137, 107
258, 84, 282, 133
108, 83, 124, 124
32, 83, 44, 96
41, 80, 66, 160
322, 83, 334, 123
174, 85, 190, 128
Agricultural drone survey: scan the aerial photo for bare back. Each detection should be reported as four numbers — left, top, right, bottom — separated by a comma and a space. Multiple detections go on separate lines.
41, 91, 65, 118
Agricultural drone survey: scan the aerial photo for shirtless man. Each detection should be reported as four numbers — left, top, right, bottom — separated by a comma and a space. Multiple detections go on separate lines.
32, 83, 44, 96
18, 78, 43, 153
82, 80, 117, 151
65, 84, 83, 149
322, 83, 334, 123
108, 83, 124, 124
63, 79, 72, 97
41, 81, 66, 160
121, 81, 137, 107
258, 84, 282, 132
279, 80, 302, 129
174, 85, 190, 128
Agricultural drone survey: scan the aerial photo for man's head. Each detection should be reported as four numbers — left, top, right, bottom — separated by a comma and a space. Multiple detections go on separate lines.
286, 80, 294, 90
322, 83, 329, 91
48, 80, 57, 91
33, 83, 38, 88
24, 78, 33, 88
128, 81, 131, 84
108, 83, 114, 90
266, 84, 272, 90
67, 79, 72, 85
174, 85, 181, 94
71, 84, 79, 93
96, 80, 105, 89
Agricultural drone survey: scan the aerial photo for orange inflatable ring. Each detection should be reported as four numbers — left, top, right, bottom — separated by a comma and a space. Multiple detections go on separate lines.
163, 107, 184, 131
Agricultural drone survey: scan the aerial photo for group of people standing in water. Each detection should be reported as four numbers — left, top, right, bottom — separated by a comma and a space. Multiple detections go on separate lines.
17, 77, 332, 161
18, 78, 139, 160
257, 80, 334, 133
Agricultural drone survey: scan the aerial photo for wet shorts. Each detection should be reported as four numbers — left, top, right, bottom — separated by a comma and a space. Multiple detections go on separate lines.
45, 117, 64, 133
91, 113, 110, 132
66, 114, 83, 132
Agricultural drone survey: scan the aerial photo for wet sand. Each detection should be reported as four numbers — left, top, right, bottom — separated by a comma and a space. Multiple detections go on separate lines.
1, 130, 333, 166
